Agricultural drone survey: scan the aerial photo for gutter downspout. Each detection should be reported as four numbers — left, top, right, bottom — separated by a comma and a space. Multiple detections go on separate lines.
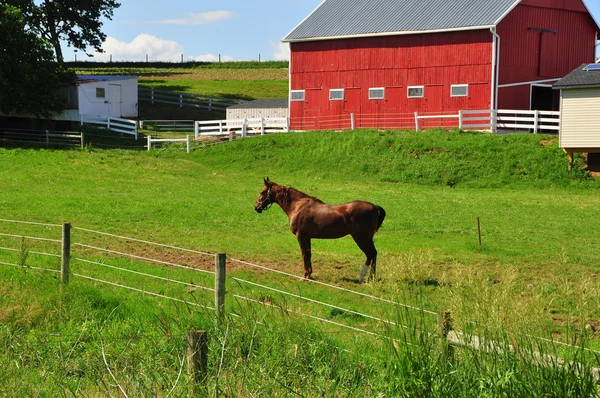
490, 27, 501, 110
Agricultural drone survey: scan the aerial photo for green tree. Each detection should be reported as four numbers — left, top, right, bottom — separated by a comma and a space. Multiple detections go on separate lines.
8, 0, 120, 63
0, 4, 75, 117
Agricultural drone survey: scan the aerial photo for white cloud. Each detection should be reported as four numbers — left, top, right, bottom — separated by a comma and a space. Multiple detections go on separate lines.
270, 41, 290, 61
92, 34, 234, 63
190, 53, 234, 62
95, 34, 184, 62
149, 10, 233, 25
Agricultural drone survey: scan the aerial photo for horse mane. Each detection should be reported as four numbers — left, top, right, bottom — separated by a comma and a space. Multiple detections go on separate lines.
276, 185, 324, 206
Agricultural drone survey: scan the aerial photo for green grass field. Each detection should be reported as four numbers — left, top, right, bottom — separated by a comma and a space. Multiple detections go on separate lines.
2, 62, 600, 395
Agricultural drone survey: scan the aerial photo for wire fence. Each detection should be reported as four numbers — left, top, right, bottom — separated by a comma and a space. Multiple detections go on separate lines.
1, 217, 599, 378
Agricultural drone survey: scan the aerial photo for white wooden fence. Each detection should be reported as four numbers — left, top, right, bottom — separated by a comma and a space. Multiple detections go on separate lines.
194, 117, 289, 139
80, 114, 138, 139
415, 109, 560, 133
139, 87, 245, 112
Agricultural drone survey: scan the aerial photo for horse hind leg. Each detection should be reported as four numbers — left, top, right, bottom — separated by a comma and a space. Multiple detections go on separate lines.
352, 235, 377, 283
297, 235, 313, 279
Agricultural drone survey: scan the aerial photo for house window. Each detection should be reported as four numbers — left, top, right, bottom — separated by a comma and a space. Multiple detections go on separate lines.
369, 88, 385, 100
96, 87, 106, 98
291, 90, 305, 101
451, 84, 468, 97
329, 89, 344, 101
408, 86, 424, 98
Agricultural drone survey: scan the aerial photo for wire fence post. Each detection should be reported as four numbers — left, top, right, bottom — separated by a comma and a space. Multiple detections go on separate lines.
215, 253, 226, 317
187, 330, 208, 393
440, 310, 454, 361
61, 223, 71, 285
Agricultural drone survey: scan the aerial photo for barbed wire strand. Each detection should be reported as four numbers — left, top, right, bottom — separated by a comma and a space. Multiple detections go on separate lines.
74, 257, 214, 293
0, 246, 61, 258
73, 243, 214, 275
232, 276, 403, 329
233, 294, 418, 347
0, 232, 61, 243
0, 219, 62, 228
229, 257, 438, 316
0, 260, 60, 273
73, 273, 214, 311
72, 226, 213, 256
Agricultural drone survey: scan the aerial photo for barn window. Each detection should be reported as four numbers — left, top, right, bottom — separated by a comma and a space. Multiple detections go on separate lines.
369, 88, 385, 100
291, 90, 305, 101
329, 89, 344, 101
407, 86, 424, 98
451, 84, 468, 97
96, 87, 106, 98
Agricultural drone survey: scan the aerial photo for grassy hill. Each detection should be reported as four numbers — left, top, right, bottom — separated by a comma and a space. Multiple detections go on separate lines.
2, 120, 600, 393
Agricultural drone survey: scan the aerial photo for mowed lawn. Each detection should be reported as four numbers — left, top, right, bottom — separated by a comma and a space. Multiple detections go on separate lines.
1, 129, 600, 346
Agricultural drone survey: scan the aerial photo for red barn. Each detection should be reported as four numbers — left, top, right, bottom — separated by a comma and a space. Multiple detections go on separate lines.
282, 0, 600, 131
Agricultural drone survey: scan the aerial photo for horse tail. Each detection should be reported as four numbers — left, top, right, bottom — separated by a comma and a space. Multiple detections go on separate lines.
375, 205, 386, 232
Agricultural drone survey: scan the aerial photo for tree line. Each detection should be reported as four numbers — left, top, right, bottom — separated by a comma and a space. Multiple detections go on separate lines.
0, 0, 120, 117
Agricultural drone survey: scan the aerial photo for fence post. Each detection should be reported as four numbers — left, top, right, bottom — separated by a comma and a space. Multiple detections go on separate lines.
187, 330, 208, 393
80, 133, 84, 149
194, 121, 199, 140
208, 97, 212, 112
45, 130, 50, 148
242, 119, 247, 138
533, 110, 539, 134
219, 121, 223, 134
147, 135, 151, 151
260, 118, 265, 135
215, 253, 226, 317
286, 117, 290, 132
151, 88, 155, 106
414, 112, 420, 131
107, 117, 111, 130
458, 110, 464, 130
186, 135, 191, 153
61, 223, 71, 285
491, 110, 497, 133
350, 113, 355, 130
179, 93, 183, 108
440, 310, 454, 361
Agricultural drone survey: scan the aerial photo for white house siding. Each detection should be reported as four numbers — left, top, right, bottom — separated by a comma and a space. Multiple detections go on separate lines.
77, 77, 138, 119
226, 107, 288, 120
560, 88, 600, 149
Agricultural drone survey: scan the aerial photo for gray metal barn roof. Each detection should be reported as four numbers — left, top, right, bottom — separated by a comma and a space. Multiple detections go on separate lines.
283, 0, 520, 42
553, 64, 600, 90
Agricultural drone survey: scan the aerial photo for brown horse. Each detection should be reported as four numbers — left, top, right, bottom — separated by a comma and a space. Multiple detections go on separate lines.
254, 177, 386, 283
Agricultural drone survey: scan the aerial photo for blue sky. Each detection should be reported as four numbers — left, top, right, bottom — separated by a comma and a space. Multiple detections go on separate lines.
63, 0, 600, 63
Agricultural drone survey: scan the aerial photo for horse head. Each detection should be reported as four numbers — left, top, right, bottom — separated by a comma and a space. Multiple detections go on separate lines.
254, 177, 275, 213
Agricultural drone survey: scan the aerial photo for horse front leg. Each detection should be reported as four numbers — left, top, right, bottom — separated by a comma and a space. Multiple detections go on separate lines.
297, 234, 312, 279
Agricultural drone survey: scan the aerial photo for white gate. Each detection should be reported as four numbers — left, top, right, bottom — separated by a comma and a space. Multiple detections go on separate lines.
108, 84, 121, 117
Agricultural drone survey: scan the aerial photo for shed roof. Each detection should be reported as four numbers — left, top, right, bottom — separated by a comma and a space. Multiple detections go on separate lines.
553, 64, 600, 90
283, 0, 520, 42
228, 99, 288, 109
75, 75, 138, 85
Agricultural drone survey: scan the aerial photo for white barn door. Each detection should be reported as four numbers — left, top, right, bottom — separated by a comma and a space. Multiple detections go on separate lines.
108, 84, 122, 117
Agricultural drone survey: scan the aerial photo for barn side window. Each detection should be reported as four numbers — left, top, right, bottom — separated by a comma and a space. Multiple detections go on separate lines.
96, 87, 106, 98
329, 89, 344, 101
291, 90, 305, 101
451, 84, 468, 97
369, 88, 385, 100
408, 86, 424, 98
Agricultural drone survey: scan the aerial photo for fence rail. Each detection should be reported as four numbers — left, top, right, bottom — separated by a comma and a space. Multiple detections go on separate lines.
80, 114, 138, 139
195, 117, 289, 139
293, 109, 560, 134
139, 87, 245, 112
0, 128, 84, 148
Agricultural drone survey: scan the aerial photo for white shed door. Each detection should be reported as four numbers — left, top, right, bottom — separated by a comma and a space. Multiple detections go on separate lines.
108, 84, 121, 117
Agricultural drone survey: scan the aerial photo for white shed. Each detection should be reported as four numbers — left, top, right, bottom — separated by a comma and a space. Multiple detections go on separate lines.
554, 64, 600, 168
226, 99, 288, 120
57, 75, 138, 121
